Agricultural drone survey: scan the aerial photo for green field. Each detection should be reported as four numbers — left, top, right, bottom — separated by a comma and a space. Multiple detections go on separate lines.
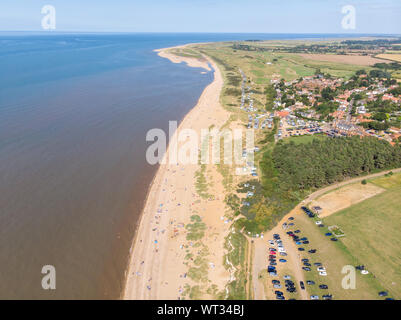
324, 173, 401, 299
294, 213, 384, 300
283, 134, 328, 145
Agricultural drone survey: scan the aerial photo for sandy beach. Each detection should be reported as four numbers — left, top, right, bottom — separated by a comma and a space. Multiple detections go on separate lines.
123, 45, 231, 300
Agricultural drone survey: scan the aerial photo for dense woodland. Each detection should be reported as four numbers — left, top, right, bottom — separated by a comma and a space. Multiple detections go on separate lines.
236, 136, 401, 233
272, 137, 401, 191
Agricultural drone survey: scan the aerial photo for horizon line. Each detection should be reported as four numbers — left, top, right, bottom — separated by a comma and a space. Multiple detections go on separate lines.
0, 30, 400, 36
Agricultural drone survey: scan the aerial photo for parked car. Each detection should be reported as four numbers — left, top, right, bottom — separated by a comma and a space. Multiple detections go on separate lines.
319, 271, 328, 276
379, 291, 389, 297
325, 233, 333, 236
310, 295, 319, 300
331, 238, 338, 242
322, 294, 333, 300
300, 281, 305, 290
283, 275, 291, 280
306, 280, 315, 285
302, 267, 311, 271
308, 249, 317, 253
279, 259, 287, 263
298, 248, 305, 251
319, 285, 328, 289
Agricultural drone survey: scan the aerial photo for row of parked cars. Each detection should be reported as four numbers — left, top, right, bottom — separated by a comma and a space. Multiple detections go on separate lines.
271, 276, 298, 300
267, 234, 288, 277
284, 217, 334, 300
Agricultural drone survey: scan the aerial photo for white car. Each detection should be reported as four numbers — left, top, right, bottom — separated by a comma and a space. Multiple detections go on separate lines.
315, 221, 322, 225
310, 295, 319, 300
361, 270, 369, 275
278, 247, 286, 253
317, 267, 326, 272
319, 271, 328, 276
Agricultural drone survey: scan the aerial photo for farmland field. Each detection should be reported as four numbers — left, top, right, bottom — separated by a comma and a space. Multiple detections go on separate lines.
376, 53, 401, 63
298, 53, 390, 66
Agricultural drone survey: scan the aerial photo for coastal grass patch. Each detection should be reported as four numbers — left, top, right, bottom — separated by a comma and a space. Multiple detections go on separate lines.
195, 164, 212, 199
185, 215, 207, 241
224, 228, 249, 300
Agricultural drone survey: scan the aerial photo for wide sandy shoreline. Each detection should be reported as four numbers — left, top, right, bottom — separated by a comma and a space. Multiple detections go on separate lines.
123, 44, 230, 299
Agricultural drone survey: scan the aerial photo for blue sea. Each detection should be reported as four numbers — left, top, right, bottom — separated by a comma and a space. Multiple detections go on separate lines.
0, 32, 375, 299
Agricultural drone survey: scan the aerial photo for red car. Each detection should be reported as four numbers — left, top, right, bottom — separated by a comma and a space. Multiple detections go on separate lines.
270, 251, 277, 255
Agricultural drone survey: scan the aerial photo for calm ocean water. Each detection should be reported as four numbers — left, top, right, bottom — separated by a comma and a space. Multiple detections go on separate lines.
0, 32, 370, 299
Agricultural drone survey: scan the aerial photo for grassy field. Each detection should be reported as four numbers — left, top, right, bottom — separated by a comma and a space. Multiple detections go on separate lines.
292, 212, 384, 300
283, 134, 328, 145
324, 173, 401, 299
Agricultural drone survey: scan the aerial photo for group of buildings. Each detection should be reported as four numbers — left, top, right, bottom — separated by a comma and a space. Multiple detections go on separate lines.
269, 75, 401, 144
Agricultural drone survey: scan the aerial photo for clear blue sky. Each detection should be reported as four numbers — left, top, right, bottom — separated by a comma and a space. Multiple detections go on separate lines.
0, 0, 400, 33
